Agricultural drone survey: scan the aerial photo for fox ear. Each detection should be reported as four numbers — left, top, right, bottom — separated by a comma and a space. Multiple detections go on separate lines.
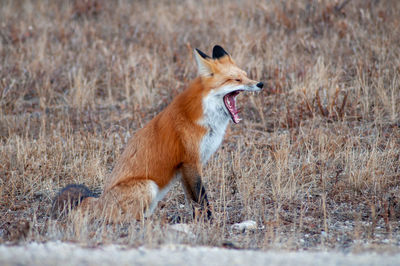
212, 45, 229, 59
194, 49, 213, 76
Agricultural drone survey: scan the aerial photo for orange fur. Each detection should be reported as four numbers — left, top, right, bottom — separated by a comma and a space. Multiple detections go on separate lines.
73, 78, 210, 221
105, 77, 207, 191
53, 45, 263, 222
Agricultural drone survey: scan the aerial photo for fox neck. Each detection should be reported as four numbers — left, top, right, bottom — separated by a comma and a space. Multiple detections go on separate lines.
175, 77, 231, 164
198, 82, 231, 164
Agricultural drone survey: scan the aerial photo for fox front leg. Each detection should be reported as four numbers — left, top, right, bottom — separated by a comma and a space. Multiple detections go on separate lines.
181, 164, 212, 220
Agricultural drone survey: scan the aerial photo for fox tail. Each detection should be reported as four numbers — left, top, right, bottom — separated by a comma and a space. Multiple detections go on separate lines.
51, 184, 98, 219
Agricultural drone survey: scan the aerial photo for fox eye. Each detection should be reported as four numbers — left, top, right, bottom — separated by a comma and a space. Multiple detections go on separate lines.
235, 79, 242, 82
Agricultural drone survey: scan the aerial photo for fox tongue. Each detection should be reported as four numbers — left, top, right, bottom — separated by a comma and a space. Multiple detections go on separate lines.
224, 91, 241, 124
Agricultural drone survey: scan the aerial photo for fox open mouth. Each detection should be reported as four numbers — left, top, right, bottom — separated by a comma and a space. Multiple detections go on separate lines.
223, 90, 243, 124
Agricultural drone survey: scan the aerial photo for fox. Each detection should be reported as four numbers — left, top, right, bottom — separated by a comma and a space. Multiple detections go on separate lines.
52, 45, 263, 222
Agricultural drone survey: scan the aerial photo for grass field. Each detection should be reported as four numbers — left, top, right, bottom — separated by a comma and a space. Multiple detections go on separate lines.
1, 0, 399, 251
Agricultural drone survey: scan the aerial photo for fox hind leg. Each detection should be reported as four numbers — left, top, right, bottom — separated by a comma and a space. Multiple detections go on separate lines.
101, 179, 158, 222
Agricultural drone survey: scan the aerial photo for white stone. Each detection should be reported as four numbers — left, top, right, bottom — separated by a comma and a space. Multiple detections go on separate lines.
231, 220, 257, 231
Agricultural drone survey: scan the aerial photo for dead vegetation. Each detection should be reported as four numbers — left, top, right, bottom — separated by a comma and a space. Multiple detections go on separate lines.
0, 0, 399, 251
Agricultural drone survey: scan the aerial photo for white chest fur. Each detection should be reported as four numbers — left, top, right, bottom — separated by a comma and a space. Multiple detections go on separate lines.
198, 92, 230, 164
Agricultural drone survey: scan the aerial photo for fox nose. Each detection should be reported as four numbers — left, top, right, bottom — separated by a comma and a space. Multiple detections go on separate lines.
256, 82, 264, 89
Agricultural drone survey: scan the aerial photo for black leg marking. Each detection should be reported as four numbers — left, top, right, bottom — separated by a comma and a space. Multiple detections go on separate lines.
194, 179, 212, 220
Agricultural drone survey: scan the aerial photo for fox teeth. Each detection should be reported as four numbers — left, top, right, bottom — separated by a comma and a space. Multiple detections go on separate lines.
228, 98, 233, 107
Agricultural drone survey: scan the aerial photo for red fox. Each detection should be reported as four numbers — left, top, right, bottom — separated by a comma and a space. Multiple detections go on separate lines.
52, 45, 263, 222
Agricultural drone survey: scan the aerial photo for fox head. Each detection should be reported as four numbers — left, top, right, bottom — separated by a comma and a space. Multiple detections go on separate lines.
194, 45, 263, 124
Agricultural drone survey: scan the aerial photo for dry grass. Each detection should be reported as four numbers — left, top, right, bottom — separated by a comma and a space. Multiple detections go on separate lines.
1, 0, 399, 251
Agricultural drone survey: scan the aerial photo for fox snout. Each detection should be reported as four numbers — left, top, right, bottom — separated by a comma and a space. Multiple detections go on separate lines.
245, 81, 264, 92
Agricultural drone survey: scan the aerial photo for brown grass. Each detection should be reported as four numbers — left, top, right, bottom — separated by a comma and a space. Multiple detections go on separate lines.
0, 0, 399, 251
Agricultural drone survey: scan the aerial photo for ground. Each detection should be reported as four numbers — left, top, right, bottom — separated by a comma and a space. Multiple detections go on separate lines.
1, 242, 400, 266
